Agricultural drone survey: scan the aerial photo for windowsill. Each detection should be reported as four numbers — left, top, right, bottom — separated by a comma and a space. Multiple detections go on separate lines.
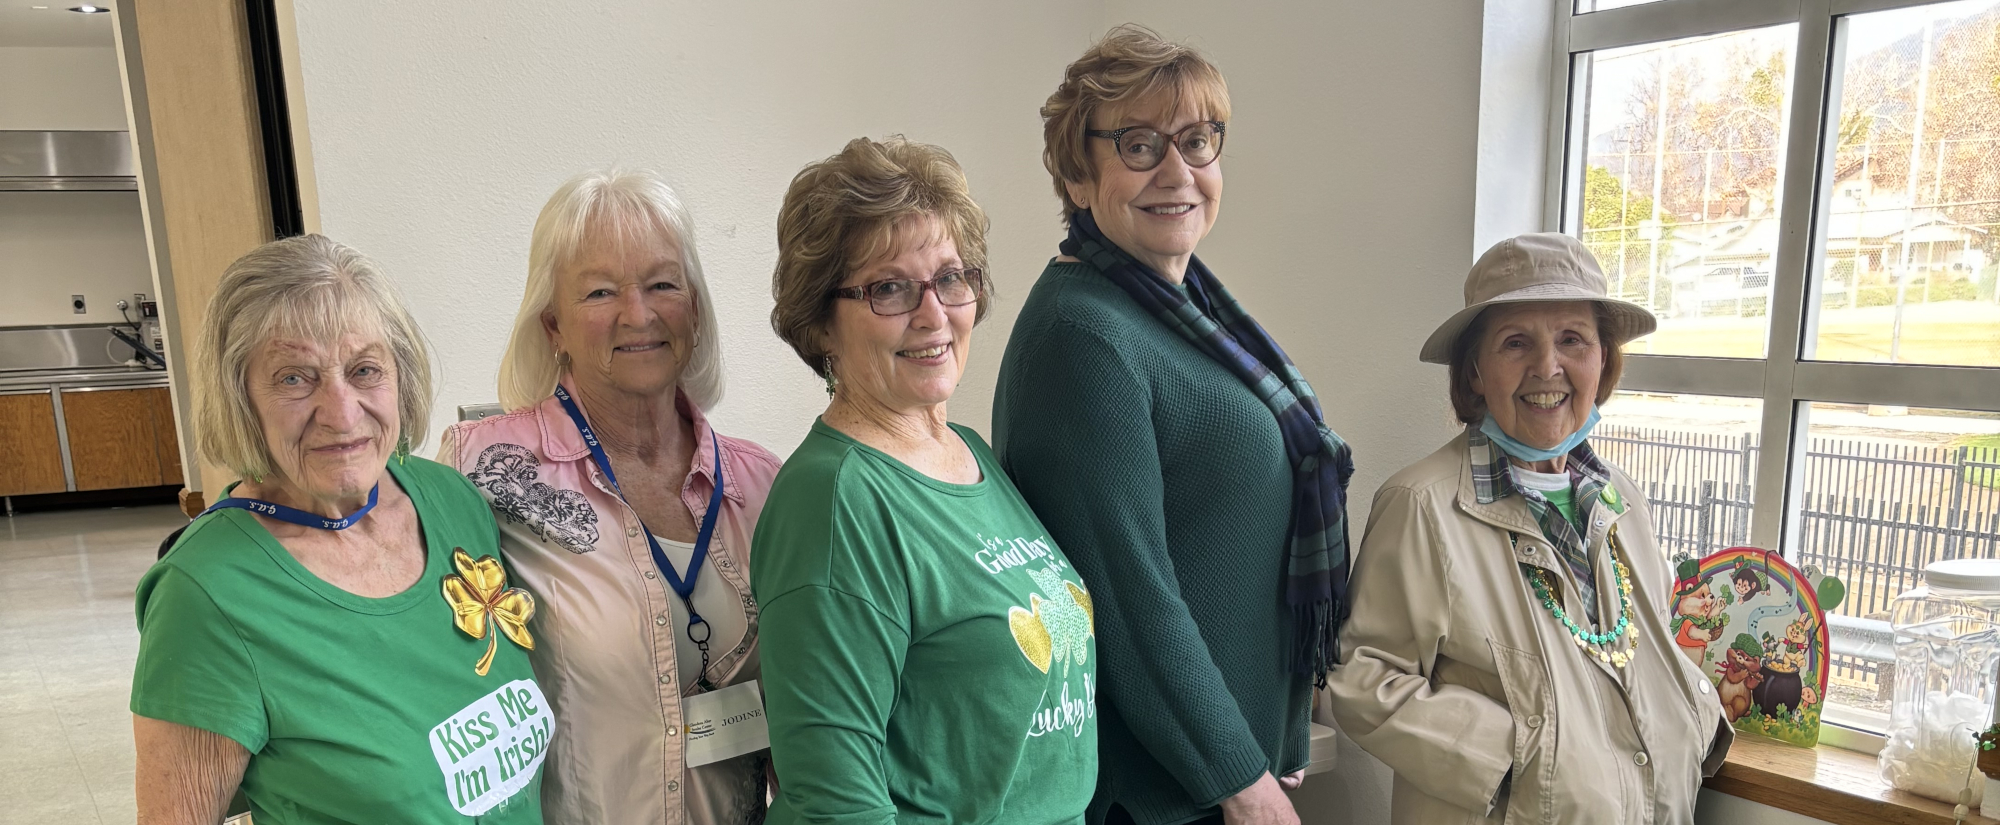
1706, 735, 1998, 825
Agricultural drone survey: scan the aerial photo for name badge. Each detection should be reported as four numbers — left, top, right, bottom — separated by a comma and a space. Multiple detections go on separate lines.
683, 679, 770, 769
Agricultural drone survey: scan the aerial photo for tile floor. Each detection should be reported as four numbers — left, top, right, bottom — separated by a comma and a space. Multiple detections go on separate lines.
1, 505, 185, 824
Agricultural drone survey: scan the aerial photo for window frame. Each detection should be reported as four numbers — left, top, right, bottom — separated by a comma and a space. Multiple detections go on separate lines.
1542, 0, 2000, 561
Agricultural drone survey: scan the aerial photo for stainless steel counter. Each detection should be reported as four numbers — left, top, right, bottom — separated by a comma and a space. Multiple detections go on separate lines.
0, 367, 170, 393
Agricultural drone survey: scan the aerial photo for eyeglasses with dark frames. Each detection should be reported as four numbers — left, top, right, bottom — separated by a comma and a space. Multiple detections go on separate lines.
1086, 121, 1226, 172
832, 268, 984, 316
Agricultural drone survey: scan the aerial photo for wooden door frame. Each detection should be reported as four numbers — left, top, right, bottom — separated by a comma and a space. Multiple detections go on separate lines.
111, 0, 321, 514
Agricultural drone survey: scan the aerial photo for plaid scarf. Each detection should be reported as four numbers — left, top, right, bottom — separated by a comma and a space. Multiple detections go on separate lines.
1467, 426, 1623, 624
1063, 209, 1356, 684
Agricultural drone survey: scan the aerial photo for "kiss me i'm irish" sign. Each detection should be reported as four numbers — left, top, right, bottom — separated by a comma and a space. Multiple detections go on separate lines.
428, 679, 554, 815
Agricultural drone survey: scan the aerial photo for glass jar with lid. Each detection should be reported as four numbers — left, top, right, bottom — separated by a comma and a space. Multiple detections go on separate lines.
1879, 558, 2000, 805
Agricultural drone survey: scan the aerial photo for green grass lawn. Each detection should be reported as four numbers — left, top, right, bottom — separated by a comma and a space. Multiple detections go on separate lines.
1633, 301, 2000, 365
1953, 433, 2000, 489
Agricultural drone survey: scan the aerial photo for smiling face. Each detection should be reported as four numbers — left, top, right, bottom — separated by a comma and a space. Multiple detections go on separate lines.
823, 215, 974, 417
1065, 99, 1223, 280
246, 331, 400, 503
543, 224, 697, 402
1469, 301, 1606, 451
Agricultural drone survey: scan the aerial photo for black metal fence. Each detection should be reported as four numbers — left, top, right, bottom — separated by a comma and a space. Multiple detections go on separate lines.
1593, 425, 2000, 695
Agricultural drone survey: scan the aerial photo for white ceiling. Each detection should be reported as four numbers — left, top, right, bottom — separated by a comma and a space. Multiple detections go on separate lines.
0, 4, 116, 48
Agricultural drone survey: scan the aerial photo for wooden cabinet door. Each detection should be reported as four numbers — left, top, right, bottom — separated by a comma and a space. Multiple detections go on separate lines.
145, 387, 184, 486
62, 388, 165, 491
0, 392, 68, 496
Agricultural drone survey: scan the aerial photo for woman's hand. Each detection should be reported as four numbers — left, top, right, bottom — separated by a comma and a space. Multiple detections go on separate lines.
135, 715, 248, 825
1219, 772, 1300, 825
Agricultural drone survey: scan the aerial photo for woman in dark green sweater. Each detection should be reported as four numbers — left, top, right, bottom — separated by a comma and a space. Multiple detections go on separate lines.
994, 26, 1355, 825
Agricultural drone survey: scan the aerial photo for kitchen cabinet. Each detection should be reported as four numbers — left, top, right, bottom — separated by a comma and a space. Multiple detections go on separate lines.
0, 391, 68, 496
61, 387, 183, 491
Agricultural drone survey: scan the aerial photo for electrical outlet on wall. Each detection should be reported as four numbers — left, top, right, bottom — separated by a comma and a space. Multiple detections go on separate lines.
72, 294, 86, 314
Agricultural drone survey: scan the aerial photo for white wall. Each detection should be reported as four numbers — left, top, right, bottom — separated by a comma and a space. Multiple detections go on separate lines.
0, 46, 127, 130
0, 192, 155, 328
0, 46, 150, 330
290, 1, 1097, 454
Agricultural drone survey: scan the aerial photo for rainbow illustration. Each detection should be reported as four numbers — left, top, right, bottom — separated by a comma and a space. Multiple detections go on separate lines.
1682, 546, 1832, 747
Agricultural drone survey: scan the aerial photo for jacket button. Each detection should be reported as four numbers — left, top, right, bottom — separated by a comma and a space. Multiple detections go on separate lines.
644, 570, 656, 579
627, 526, 640, 538
1633, 752, 1650, 766
659, 674, 671, 684
667, 781, 680, 793
667, 725, 678, 737
655, 615, 669, 626
1526, 715, 1543, 728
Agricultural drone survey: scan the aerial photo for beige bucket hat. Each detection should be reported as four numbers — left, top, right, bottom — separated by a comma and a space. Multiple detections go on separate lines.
1419, 232, 1657, 364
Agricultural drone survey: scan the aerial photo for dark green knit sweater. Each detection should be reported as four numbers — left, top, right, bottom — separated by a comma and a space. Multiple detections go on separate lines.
992, 259, 1312, 825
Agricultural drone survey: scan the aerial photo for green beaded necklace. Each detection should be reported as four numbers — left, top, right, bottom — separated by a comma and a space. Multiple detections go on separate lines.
1517, 528, 1640, 668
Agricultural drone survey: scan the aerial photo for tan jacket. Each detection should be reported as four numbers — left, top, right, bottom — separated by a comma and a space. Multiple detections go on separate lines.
1327, 433, 1731, 825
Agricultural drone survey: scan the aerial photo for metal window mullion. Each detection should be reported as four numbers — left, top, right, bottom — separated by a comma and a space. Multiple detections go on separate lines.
1544, 3, 1577, 233
1794, 362, 2000, 412
1619, 355, 1767, 397
1832, 0, 1958, 16
1569, 0, 1803, 53
1752, 0, 1838, 556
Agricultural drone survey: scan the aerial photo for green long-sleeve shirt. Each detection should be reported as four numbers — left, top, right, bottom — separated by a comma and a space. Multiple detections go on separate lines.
752, 420, 1097, 825
993, 260, 1313, 825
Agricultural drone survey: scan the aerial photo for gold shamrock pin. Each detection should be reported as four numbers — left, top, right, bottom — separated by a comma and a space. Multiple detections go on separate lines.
442, 548, 536, 676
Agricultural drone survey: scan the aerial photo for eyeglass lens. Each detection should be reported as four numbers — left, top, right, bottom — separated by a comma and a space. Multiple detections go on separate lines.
1117, 123, 1223, 171
867, 270, 980, 315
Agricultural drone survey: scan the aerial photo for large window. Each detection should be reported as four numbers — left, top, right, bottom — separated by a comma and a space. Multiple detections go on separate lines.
1552, 0, 2000, 739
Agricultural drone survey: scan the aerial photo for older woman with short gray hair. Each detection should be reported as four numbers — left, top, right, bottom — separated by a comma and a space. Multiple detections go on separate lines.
133, 234, 551, 824
441, 168, 782, 825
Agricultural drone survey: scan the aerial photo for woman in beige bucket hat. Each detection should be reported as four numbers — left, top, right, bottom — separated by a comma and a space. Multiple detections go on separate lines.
1325, 233, 1733, 824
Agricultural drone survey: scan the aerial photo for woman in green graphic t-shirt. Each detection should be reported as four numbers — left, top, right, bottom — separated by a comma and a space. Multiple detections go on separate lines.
752, 136, 1097, 825
131, 235, 549, 825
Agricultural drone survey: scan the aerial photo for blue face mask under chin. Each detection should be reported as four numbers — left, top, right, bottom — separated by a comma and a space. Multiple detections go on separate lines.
1479, 407, 1601, 464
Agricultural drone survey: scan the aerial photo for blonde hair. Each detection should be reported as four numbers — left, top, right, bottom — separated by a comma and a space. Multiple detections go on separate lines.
1041, 24, 1232, 221
194, 234, 434, 480
770, 136, 991, 378
498, 168, 722, 411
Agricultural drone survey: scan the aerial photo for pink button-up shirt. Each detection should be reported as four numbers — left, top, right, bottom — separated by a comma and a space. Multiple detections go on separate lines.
439, 381, 782, 825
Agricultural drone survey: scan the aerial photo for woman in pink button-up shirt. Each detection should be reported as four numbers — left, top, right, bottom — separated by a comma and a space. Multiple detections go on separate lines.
440, 168, 782, 825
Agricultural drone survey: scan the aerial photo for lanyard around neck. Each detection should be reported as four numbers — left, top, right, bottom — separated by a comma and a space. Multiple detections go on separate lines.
204, 483, 380, 530
553, 385, 725, 615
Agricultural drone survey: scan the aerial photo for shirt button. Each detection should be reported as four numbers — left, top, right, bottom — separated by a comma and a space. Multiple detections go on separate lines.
667, 726, 678, 737
1634, 752, 1650, 767
667, 780, 680, 792
627, 525, 640, 537
655, 615, 669, 626
1699, 681, 1711, 695
1526, 715, 1543, 728
644, 570, 656, 579
659, 674, 671, 684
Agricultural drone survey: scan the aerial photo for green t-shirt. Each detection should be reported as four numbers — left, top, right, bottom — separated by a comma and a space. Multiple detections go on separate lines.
752, 420, 1098, 825
1543, 484, 1580, 529
131, 457, 549, 824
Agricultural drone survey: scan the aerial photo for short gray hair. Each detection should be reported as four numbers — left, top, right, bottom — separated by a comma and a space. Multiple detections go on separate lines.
193, 234, 435, 480
498, 168, 723, 412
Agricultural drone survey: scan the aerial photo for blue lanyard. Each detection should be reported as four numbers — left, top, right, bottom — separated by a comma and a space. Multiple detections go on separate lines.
552, 385, 725, 623
203, 483, 380, 530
